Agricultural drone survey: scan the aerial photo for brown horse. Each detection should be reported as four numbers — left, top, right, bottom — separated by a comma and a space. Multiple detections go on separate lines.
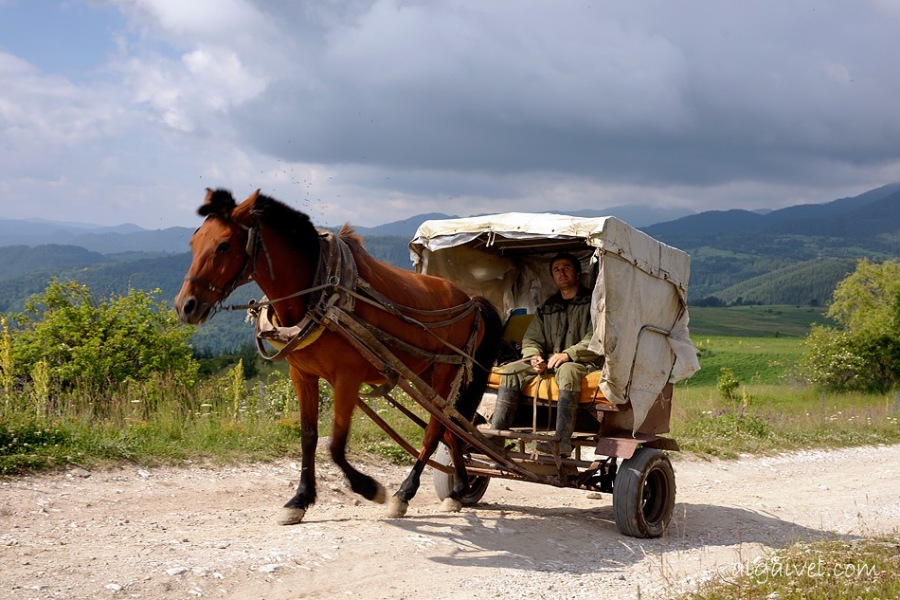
174, 189, 501, 524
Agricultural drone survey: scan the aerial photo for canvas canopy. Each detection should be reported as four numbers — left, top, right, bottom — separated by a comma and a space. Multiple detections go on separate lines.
409, 212, 700, 431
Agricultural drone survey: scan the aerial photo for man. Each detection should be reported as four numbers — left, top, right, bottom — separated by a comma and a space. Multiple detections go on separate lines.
490, 252, 602, 456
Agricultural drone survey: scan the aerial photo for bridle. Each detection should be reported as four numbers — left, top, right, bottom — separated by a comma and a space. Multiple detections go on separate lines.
183, 215, 271, 314
183, 215, 488, 372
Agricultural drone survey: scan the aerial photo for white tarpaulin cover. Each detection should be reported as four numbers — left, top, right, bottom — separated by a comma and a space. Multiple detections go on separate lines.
409, 212, 700, 431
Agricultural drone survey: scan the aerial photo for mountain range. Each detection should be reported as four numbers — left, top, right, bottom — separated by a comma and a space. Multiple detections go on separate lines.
0, 203, 693, 254
1, 185, 898, 351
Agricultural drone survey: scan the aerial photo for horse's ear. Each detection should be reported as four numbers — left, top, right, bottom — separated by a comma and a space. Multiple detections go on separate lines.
247, 189, 267, 217
198, 188, 236, 218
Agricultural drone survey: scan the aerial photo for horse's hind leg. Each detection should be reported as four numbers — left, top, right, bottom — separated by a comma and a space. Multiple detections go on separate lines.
387, 417, 445, 517
279, 368, 319, 526
330, 379, 386, 504
441, 434, 471, 513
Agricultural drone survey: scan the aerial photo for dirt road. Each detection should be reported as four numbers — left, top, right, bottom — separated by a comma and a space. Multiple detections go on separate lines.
2, 445, 898, 599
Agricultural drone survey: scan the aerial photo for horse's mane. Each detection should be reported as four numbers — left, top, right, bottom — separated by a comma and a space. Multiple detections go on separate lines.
252, 193, 320, 260
338, 223, 365, 249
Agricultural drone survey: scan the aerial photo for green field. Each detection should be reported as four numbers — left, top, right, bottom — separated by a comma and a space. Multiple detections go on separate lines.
687, 335, 802, 386
689, 304, 834, 337
674, 306, 899, 458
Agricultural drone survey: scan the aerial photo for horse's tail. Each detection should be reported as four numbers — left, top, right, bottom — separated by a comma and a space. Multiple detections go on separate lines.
455, 297, 503, 419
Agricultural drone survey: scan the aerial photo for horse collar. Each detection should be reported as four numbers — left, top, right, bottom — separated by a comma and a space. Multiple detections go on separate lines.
252, 231, 358, 360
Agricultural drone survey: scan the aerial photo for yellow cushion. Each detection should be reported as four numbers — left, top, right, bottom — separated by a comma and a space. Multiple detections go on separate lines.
487, 368, 614, 407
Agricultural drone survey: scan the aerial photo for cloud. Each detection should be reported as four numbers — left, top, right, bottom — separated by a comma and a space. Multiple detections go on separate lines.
228, 1, 900, 191
1, 0, 900, 229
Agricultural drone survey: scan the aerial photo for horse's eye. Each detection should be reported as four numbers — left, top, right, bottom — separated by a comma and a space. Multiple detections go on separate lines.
216, 241, 232, 254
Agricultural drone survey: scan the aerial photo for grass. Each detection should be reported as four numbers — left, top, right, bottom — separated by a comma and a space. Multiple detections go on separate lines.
680, 534, 900, 599
689, 335, 803, 386
1, 315, 897, 473
689, 305, 834, 337
672, 330, 900, 456
671, 384, 900, 458
0, 365, 430, 475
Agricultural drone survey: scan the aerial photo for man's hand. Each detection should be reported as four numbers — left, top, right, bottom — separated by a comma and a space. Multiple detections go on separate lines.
546, 352, 570, 369
529, 356, 547, 374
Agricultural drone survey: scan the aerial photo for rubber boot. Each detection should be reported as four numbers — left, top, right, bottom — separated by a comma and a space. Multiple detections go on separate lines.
490, 386, 520, 432
487, 387, 519, 451
536, 390, 578, 457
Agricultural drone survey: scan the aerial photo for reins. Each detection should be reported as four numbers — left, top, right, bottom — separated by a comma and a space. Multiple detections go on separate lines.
194, 220, 487, 371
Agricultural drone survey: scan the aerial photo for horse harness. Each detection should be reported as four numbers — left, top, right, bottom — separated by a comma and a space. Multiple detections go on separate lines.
246, 230, 484, 398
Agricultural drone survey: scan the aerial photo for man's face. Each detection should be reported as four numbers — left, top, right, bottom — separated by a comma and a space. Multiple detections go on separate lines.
551, 258, 579, 291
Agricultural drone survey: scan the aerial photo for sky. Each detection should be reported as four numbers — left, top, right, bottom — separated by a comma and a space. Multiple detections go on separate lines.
1, 0, 900, 230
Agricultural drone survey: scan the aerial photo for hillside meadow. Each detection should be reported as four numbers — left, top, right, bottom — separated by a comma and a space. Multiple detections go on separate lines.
1, 305, 897, 475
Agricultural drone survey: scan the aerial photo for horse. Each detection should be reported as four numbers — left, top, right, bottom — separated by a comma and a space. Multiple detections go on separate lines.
174, 188, 502, 525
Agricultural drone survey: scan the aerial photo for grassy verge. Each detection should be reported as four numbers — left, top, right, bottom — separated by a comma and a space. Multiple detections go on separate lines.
670, 384, 900, 457
680, 534, 900, 600
3, 378, 896, 474
0, 365, 428, 475
1, 332, 898, 473
674, 333, 900, 456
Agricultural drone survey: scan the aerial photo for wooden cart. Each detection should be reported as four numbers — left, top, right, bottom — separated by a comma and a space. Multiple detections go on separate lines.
406, 213, 700, 538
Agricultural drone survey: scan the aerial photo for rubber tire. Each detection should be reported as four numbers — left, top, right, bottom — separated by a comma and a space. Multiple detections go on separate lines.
432, 443, 490, 506
612, 448, 676, 538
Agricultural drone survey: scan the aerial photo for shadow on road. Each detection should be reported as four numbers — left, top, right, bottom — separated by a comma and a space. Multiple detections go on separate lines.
381, 500, 851, 575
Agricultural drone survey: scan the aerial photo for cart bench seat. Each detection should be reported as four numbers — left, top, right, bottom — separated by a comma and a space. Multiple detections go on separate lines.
488, 311, 618, 410
487, 368, 618, 409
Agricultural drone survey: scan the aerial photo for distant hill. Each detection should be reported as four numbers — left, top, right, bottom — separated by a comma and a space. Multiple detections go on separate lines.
1, 184, 898, 354
715, 258, 858, 306
565, 204, 694, 227
644, 184, 900, 301
645, 183, 900, 242
354, 213, 458, 237
0, 204, 692, 252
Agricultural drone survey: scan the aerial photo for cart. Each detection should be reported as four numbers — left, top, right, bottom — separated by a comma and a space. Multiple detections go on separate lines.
254, 212, 699, 537
406, 213, 700, 538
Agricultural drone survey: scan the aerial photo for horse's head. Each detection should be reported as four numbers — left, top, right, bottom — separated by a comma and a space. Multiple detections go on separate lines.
175, 188, 259, 325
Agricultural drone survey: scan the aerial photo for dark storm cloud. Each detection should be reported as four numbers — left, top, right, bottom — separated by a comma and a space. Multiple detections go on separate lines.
233, 1, 900, 190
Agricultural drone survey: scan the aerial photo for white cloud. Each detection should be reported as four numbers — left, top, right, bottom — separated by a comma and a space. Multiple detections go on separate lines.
1, 0, 900, 229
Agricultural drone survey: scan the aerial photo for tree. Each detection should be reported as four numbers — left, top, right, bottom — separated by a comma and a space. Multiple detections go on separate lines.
9, 279, 198, 392
828, 259, 900, 339
802, 259, 900, 392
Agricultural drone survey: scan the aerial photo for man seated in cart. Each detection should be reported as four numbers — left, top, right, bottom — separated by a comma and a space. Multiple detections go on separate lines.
490, 252, 604, 456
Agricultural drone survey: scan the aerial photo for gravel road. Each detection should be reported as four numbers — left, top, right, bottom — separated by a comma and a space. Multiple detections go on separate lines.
2, 445, 898, 599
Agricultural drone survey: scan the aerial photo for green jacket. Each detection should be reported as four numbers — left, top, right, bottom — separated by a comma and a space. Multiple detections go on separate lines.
521, 286, 602, 364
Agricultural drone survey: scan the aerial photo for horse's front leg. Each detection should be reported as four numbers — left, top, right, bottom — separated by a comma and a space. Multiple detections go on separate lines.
330, 378, 386, 504
279, 367, 320, 526
387, 417, 445, 518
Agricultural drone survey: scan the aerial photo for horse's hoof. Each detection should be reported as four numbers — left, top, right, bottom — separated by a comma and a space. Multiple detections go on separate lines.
371, 483, 387, 505
277, 507, 306, 525
386, 496, 409, 518
440, 497, 463, 513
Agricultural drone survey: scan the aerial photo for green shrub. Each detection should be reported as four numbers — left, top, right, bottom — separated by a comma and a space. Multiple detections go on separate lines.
716, 367, 740, 402
8, 280, 198, 394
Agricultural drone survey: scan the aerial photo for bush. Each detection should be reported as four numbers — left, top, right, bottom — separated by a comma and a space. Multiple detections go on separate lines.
716, 367, 740, 402
801, 260, 900, 393
6, 280, 199, 394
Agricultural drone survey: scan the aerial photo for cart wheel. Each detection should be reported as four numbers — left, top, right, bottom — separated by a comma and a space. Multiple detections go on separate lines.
432, 443, 490, 506
612, 447, 675, 538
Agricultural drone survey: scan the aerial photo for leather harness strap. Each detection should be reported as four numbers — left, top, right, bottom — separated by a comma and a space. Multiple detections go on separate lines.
249, 230, 484, 376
